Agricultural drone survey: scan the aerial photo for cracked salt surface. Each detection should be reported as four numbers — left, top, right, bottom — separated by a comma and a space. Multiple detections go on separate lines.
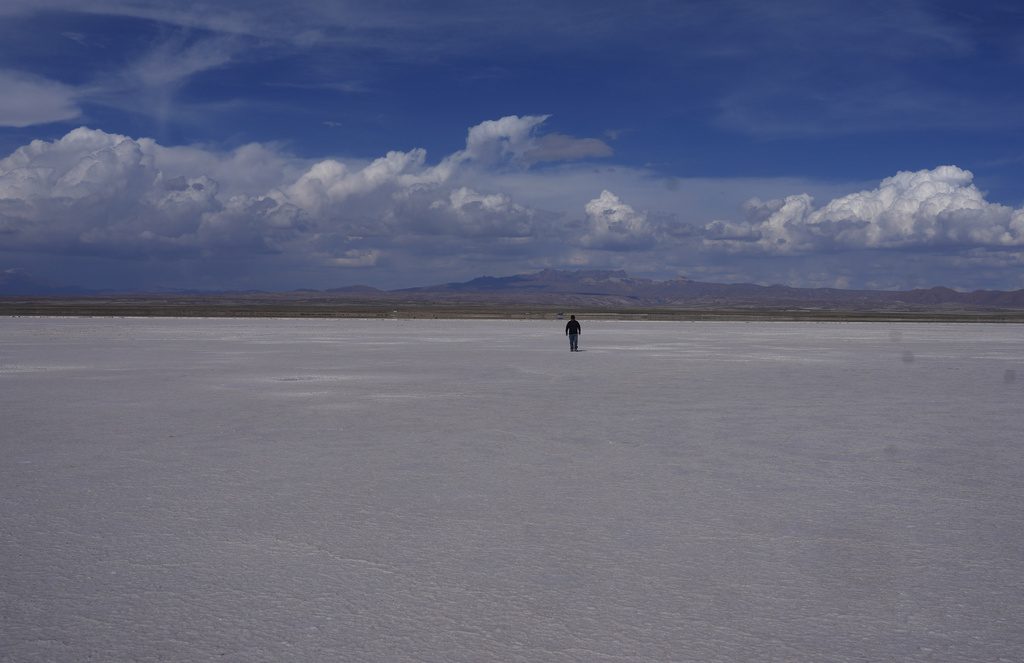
2, 317, 1023, 662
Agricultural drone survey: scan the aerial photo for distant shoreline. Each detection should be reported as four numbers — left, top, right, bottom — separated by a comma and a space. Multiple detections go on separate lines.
3, 298, 1024, 323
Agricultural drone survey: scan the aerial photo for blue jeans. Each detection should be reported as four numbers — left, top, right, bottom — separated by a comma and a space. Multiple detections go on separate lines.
568, 333, 579, 351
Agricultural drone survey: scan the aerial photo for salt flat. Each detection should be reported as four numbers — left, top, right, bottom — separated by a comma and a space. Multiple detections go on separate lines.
1, 317, 1022, 662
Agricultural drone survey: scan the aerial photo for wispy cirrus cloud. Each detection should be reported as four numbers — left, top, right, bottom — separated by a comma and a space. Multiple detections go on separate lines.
0, 32, 244, 129
4, 0, 1022, 141
95, 35, 245, 128
126, 36, 239, 89
0, 70, 81, 127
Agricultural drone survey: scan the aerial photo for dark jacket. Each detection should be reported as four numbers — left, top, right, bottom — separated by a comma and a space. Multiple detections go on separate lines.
565, 319, 581, 335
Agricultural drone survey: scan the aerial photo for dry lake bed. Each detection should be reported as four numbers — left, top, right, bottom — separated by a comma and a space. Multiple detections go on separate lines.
2, 317, 1022, 662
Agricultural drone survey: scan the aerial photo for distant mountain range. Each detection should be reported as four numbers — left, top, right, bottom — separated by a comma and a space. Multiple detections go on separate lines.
5, 268, 1024, 311
352, 269, 1024, 311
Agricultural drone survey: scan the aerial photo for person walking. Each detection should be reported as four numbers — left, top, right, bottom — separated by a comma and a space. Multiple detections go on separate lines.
565, 315, 581, 351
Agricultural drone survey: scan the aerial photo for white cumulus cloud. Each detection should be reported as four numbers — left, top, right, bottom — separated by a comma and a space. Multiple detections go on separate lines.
578, 190, 654, 250
455, 114, 611, 167
0, 127, 295, 257
5, 121, 1021, 291
0, 116, 605, 268
425, 187, 539, 238
704, 165, 1024, 254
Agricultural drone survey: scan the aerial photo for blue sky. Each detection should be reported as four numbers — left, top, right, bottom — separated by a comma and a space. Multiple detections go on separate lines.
2, 0, 1024, 292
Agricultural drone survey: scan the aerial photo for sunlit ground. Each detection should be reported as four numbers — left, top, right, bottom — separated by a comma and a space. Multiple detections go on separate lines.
2, 318, 1022, 662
